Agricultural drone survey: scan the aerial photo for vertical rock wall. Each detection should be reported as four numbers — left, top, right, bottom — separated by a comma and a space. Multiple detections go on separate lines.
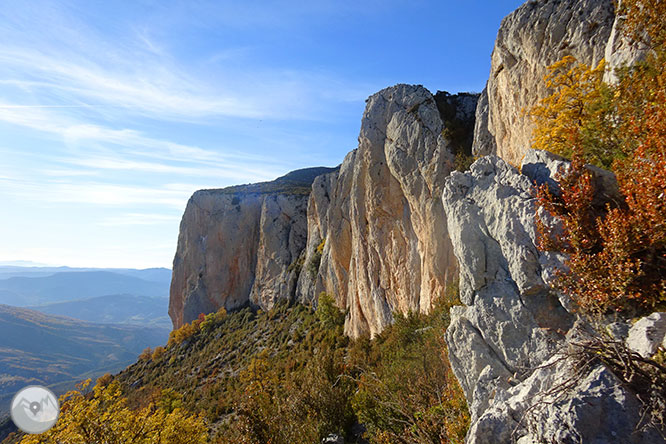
475, 0, 616, 163
297, 85, 478, 337
168, 168, 333, 329
442, 151, 662, 443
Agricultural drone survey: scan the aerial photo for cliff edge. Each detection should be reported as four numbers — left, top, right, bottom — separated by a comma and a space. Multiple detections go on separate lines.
168, 167, 335, 328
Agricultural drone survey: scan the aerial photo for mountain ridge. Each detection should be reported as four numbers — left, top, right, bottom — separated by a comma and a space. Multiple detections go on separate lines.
0, 270, 169, 306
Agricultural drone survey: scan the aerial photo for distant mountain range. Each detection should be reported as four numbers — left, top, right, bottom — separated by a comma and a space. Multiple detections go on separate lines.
0, 265, 171, 281
0, 265, 173, 423
28, 294, 171, 328
0, 304, 169, 415
0, 268, 170, 307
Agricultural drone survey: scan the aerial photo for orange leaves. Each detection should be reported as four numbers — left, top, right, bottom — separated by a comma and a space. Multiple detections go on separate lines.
534, 0, 666, 314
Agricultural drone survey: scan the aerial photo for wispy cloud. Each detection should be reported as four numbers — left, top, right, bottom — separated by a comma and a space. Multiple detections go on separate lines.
4, 179, 199, 208
98, 213, 181, 227
0, 0, 364, 269
65, 156, 279, 183
0, 48, 260, 119
0, 105, 286, 183
0, 2, 371, 124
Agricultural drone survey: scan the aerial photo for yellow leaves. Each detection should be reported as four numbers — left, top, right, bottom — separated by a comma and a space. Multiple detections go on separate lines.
167, 320, 198, 347
534, 0, 666, 315
139, 346, 153, 362
19, 381, 207, 444
152, 345, 166, 361
531, 56, 615, 167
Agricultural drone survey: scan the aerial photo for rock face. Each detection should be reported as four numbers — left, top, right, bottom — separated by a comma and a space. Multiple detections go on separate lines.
476, 0, 616, 165
169, 86, 477, 336
168, 167, 335, 328
626, 312, 666, 358
296, 85, 478, 337
603, 0, 648, 83
442, 153, 573, 409
442, 151, 663, 443
471, 87, 495, 157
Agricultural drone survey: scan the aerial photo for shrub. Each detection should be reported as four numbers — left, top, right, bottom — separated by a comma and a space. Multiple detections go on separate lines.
533, 0, 666, 314
349, 293, 469, 444
139, 347, 153, 362
96, 373, 113, 388
317, 292, 345, 329
168, 321, 199, 347
287, 252, 305, 275
19, 380, 207, 444
152, 346, 166, 361
201, 307, 227, 333
454, 152, 475, 172
531, 56, 619, 169
308, 239, 325, 279
102, 293, 469, 444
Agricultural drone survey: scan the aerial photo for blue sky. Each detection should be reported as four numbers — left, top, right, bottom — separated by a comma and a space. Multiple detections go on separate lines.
0, 0, 524, 269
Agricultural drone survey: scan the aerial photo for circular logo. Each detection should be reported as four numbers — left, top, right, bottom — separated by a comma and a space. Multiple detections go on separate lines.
10, 386, 59, 434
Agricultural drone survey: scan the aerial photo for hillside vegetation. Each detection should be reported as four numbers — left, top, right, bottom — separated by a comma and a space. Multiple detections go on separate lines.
5, 288, 467, 444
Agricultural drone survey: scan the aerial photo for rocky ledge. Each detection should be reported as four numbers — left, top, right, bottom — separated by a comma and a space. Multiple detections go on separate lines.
442, 151, 665, 443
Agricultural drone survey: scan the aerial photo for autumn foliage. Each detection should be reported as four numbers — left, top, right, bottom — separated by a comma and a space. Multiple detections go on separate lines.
18, 380, 207, 444
531, 56, 618, 168
533, 0, 666, 314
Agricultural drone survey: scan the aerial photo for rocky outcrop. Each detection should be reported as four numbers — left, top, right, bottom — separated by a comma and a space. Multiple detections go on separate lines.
295, 154, 355, 311
442, 153, 572, 408
442, 151, 664, 443
296, 85, 478, 337
626, 312, 666, 358
168, 168, 334, 328
477, 0, 616, 165
603, 0, 648, 83
170, 85, 477, 336
471, 87, 495, 157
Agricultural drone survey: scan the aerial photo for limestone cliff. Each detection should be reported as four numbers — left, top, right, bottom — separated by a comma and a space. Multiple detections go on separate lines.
474, 0, 616, 163
169, 85, 478, 335
163, 0, 663, 441
296, 85, 478, 337
168, 167, 335, 328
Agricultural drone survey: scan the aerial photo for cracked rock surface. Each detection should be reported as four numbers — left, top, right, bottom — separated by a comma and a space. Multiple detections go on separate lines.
443, 152, 663, 443
297, 84, 477, 337
168, 170, 328, 329
476, 0, 616, 165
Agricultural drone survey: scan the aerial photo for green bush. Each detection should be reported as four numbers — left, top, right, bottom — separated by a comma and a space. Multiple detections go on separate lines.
307, 239, 325, 279
98, 285, 468, 444
317, 292, 345, 329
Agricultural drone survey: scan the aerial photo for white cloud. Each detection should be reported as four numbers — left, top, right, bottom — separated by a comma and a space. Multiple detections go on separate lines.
98, 213, 181, 227
65, 156, 277, 182
2, 178, 198, 208
0, 105, 285, 183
